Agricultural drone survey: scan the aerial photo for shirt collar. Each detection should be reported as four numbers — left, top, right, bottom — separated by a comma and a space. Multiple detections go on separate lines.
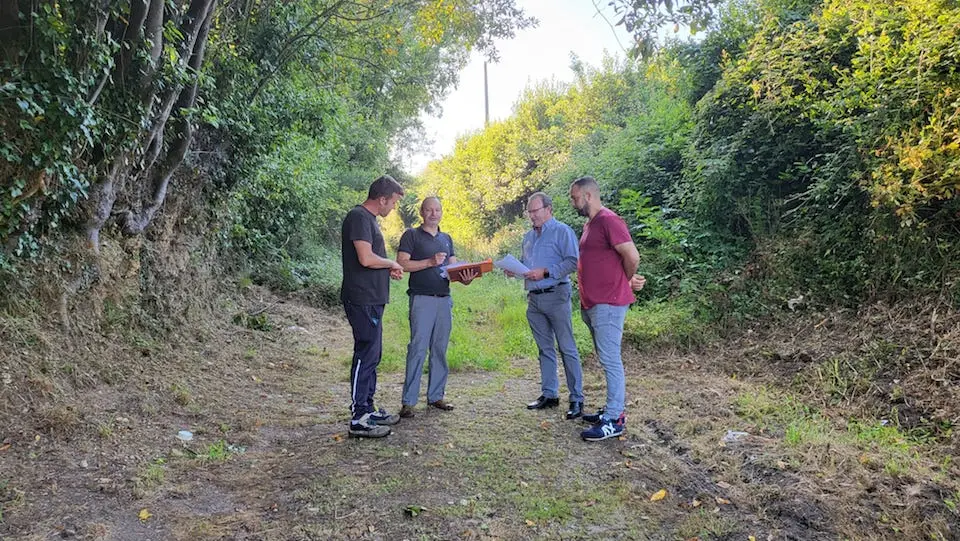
417, 225, 442, 236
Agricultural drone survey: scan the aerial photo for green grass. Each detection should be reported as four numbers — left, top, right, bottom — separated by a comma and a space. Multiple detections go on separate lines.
347, 263, 723, 374
734, 386, 932, 479
623, 299, 707, 348
376, 273, 592, 373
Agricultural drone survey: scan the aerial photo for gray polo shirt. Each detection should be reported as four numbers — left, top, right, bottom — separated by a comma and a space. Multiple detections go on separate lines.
398, 226, 455, 296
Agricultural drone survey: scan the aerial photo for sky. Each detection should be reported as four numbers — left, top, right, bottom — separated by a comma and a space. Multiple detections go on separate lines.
400, 0, 635, 173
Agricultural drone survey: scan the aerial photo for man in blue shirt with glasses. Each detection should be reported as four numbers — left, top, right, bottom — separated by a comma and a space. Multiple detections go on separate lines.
517, 192, 585, 419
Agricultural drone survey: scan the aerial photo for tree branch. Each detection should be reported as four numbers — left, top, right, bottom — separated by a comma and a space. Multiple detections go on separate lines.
246, 0, 348, 103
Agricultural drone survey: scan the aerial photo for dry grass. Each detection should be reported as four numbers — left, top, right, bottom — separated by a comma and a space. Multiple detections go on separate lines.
1, 244, 958, 540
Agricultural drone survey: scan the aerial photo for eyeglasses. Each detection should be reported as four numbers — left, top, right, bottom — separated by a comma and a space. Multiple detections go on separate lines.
525, 206, 547, 215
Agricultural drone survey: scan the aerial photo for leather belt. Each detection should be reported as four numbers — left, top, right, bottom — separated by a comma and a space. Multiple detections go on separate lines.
529, 283, 567, 295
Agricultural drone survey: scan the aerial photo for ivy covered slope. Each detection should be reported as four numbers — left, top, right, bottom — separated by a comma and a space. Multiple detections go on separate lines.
0, 0, 534, 301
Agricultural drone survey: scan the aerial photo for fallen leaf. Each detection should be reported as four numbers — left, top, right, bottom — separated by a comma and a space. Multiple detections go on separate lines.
650, 489, 667, 502
332, 434, 344, 442
138, 509, 152, 522
368, 525, 375, 533
446, 442, 455, 449
539, 420, 551, 430
0, 443, 10, 452
716, 497, 731, 505
749, 536, 757, 541
692, 498, 702, 507
404, 505, 426, 517
715, 481, 732, 489
525, 520, 536, 527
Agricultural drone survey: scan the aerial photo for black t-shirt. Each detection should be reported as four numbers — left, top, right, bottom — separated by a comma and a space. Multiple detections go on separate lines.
398, 226, 455, 296
341, 205, 389, 305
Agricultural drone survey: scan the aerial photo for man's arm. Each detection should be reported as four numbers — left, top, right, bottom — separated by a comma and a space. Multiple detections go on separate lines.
397, 250, 445, 272
354, 240, 403, 271
551, 226, 580, 279
614, 241, 640, 278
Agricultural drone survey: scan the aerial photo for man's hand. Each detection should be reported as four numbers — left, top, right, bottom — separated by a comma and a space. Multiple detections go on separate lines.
630, 274, 646, 291
458, 268, 479, 285
390, 261, 404, 280
431, 252, 447, 267
523, 267, 547, 281
503, 269, 516, 278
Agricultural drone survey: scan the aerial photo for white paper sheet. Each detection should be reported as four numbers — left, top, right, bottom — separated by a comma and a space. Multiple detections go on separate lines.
440, 261, 479, 279
493, 254, 530, 276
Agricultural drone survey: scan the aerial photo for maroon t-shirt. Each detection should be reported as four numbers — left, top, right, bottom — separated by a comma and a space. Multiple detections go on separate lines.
577, 208, 636, 310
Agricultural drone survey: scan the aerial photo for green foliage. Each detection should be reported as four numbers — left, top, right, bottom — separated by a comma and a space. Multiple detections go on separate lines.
1, 0, 537, 293
0, 3, 117, 256
685, 0, 960, 302
209, 0, 535, 283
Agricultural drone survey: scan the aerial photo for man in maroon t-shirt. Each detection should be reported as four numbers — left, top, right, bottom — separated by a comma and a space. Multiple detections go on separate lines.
570, 176, 646, 441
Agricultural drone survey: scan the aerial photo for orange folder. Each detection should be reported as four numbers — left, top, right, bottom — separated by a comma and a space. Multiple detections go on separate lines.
445, 258, 494, 283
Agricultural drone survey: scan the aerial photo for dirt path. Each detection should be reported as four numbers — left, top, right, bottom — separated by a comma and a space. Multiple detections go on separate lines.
1, 295, 950, 540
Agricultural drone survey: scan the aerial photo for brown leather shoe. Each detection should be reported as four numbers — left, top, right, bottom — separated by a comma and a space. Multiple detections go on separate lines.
428, 399, 454, 411
399, 405, 416, 418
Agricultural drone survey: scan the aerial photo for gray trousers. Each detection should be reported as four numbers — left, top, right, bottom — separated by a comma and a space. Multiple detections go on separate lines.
402, 294, 453, 405
526, 282, 584, 402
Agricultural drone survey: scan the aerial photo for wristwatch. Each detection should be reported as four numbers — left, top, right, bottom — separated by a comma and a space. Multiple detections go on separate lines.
544, 269, 550, 278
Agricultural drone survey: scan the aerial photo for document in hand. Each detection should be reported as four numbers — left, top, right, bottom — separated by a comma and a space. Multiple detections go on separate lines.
442, 259, 494, 283
493, 254, 530, 277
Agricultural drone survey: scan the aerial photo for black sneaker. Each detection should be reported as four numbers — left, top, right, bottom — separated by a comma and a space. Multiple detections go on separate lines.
368, 408, 400, 426
349, 414, 391, 438
582, 408, 605, 424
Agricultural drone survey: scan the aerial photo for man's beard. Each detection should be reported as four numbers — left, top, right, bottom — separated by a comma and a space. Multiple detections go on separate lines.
574, 205, 588, 217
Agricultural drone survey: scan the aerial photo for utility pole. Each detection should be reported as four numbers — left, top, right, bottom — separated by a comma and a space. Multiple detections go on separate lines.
483, 61, 489, 127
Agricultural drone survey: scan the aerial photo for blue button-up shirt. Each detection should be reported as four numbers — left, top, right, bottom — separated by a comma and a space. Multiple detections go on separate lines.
521, 217, 579, 291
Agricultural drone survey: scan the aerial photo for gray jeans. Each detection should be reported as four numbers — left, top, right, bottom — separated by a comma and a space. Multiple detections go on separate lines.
402, 294, 453, 405
526, 282, 584, 402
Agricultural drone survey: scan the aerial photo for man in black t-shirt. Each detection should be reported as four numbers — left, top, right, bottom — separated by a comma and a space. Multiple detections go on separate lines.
341, 175, 405, 438
395, 197, 476, 419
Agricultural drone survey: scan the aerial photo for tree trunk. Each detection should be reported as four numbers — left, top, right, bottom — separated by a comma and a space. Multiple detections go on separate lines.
83, 0, 217, 247
120, 0, 217, 236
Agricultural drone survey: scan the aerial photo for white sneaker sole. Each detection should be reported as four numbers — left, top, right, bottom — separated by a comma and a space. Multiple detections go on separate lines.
348, 428, 392, 438
582, 430, 624, 441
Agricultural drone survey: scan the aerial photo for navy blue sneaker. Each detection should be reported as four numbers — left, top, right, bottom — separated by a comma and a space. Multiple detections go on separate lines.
581, 416, 625, 441
349, 414, 391, 438
368, 408, 400, 426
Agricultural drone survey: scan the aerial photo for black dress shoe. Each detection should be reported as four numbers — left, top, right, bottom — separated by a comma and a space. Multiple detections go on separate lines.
526, 395, 560, 409
565, 401, 583, 419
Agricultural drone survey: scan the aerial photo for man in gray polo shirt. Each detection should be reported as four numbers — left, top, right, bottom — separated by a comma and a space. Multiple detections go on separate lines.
396, 197, 476, 418
517, 192, 585, 419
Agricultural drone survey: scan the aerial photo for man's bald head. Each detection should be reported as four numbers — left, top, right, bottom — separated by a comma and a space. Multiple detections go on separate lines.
420, 196, 441, 213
